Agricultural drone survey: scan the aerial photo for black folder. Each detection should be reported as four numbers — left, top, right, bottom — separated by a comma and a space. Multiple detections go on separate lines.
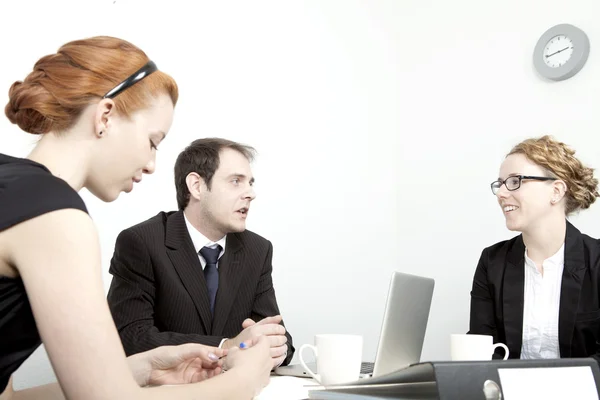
307, 358, 600, 400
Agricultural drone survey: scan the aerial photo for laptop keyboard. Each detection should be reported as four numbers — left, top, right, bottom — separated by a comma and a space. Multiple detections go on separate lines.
360, 362, 374, 374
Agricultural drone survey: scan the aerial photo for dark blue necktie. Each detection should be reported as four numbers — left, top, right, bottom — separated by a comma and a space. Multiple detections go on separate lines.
200, 245, 222, 315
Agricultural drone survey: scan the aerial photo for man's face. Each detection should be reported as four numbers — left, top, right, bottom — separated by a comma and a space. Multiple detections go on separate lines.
198, 148, 256, 237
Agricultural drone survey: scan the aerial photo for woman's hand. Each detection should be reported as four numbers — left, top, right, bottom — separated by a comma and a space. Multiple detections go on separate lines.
128, 343, 227, 387
223, 335, 272, 397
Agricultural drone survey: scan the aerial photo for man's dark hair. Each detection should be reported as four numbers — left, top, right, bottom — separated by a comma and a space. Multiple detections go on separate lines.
174, 138, 256, 210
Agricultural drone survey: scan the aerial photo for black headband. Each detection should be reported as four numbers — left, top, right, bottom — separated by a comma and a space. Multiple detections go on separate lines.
103, 60, 158, 99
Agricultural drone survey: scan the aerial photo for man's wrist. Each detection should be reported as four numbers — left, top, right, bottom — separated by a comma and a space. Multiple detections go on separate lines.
0, 375, 14, 400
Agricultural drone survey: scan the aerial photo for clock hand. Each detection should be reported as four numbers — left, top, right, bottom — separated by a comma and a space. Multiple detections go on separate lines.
545, 47, 572, 58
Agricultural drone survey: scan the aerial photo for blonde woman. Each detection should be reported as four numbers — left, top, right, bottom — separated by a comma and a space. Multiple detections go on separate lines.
469, 135, 600, 362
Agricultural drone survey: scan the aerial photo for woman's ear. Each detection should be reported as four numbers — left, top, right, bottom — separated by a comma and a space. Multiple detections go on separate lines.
94, 98, 116, 137
551, 179, 568, 203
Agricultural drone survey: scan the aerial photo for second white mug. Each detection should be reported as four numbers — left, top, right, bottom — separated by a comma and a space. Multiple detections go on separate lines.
450, 334, 509, 361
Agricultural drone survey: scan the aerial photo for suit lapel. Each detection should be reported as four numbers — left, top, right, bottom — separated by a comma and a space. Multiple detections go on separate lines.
212, 233, 245, 336
503, 235, 525, 356
165, 211, 213, 333
558, 221, 586, 357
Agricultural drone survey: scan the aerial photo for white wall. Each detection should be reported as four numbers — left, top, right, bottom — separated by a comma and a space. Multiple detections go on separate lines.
2, 0, 600, 390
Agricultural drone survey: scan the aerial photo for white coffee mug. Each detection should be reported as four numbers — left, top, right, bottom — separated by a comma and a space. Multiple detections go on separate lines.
450, 334, 509, 361
299, 334, 363, 386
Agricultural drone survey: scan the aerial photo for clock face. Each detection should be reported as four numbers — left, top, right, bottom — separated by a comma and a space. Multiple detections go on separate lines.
543, 35, 574, 68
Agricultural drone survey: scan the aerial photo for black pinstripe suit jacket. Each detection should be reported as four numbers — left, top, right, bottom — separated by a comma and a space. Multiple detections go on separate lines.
106, 210, 294, 365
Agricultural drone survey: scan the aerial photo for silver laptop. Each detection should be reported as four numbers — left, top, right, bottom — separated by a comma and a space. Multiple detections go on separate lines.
275, 271, 435, 379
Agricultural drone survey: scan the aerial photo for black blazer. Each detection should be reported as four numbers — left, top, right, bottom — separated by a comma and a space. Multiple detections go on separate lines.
469, 220, 600, 362
107, 210, 294, 365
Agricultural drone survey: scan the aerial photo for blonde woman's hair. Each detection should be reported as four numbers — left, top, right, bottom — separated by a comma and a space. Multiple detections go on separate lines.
508, 135, 599, 214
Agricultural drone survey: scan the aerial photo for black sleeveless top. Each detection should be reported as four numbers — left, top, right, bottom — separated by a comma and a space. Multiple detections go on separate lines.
0, 154, 88, 392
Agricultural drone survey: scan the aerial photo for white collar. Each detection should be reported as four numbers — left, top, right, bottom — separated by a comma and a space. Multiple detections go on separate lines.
524, 242, 565, 270
183, 212, 227, 254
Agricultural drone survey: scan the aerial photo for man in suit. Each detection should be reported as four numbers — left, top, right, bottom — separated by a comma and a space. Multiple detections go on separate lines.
107, 138, 294, 368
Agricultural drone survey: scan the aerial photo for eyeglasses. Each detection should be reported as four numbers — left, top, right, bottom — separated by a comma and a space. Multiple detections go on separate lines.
490, 175, 556, 195
103, 60, 158, 99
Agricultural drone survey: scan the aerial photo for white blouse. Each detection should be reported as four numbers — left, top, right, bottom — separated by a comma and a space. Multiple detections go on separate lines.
520, 243, 564, 359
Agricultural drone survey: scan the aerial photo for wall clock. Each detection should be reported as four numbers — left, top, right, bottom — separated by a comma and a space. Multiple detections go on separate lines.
533, 24, 590, 81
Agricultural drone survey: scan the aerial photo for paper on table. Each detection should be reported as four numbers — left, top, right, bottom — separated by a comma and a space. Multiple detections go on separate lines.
498, 366, 599, 400
254, 376, 321, 400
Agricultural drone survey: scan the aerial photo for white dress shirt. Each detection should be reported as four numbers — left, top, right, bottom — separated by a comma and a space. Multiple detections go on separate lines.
183, 213, 226, 268
520, 243, 565, 359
